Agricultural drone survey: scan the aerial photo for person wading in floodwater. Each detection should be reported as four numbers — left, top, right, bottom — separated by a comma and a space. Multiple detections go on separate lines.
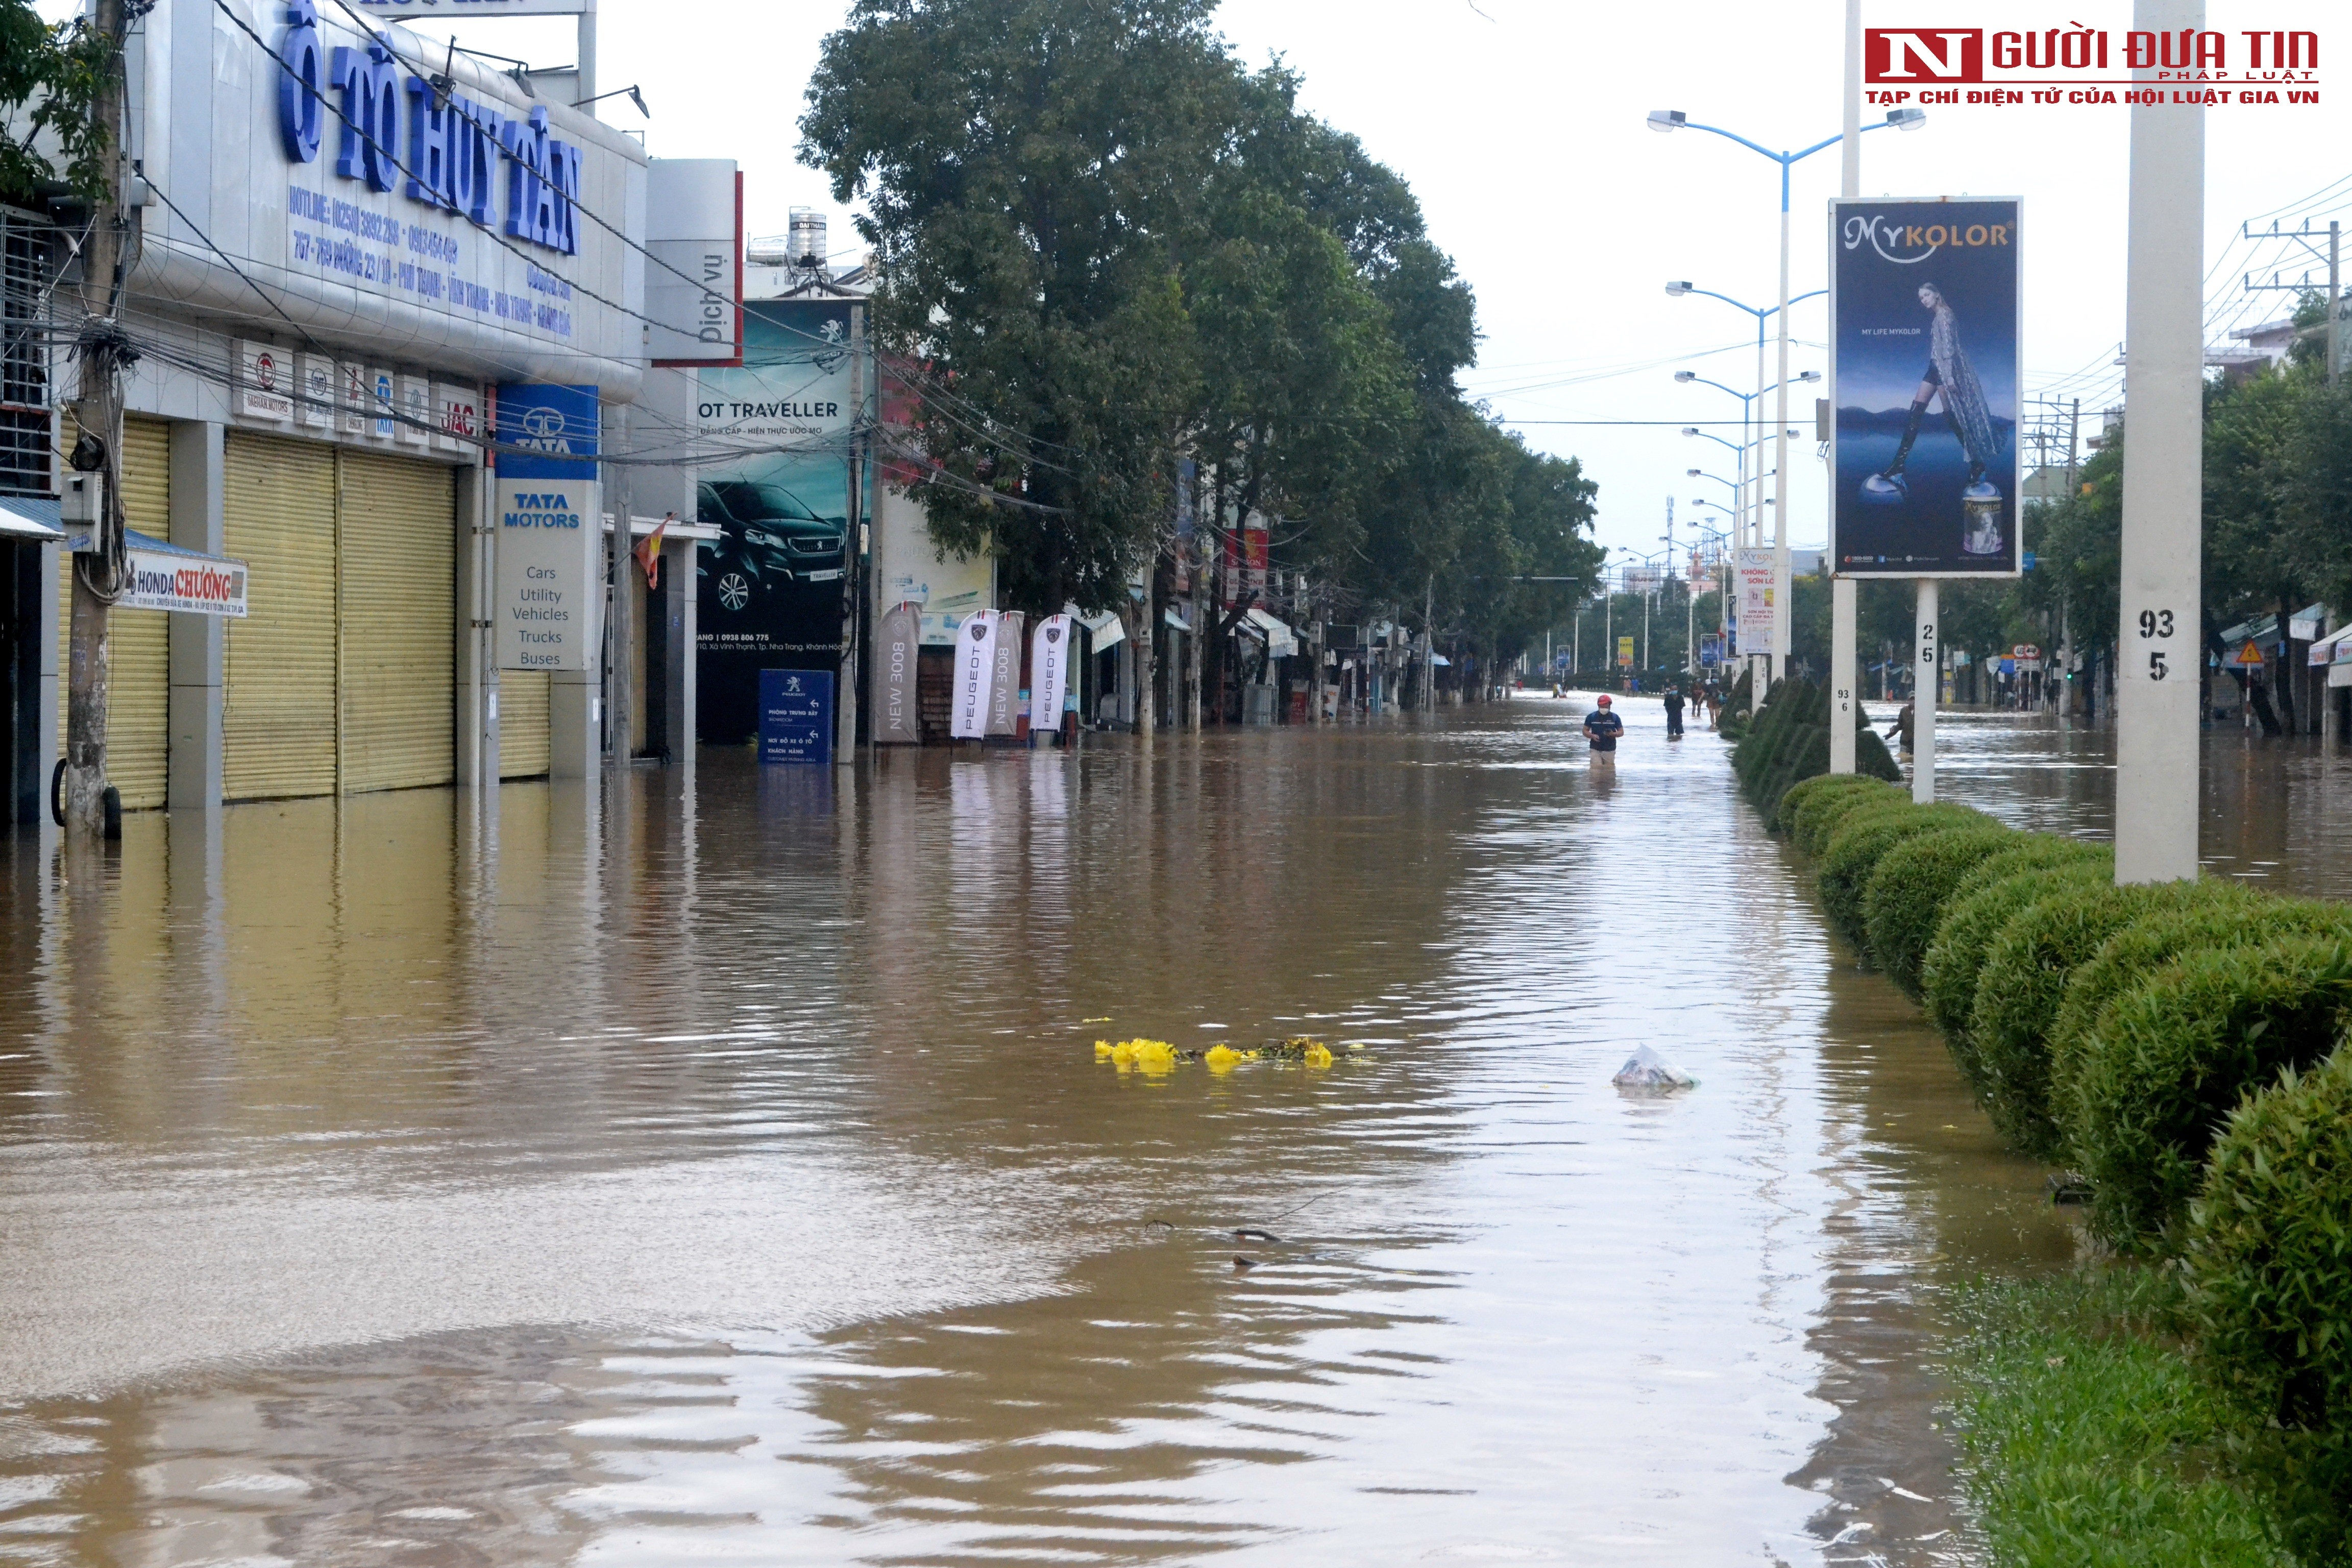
1663, 684, 1686, 740
1583, 693, 1625, 762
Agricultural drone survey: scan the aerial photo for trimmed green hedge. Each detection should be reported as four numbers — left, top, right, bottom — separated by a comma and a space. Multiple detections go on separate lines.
1969, 880, 2231, 1160
2187, 1051, 2352, 1564
1784, 774, 1907, 854
1818, 802, 1993, 941
1920, 843, 2114, 1045
2075, 938, 2352, 1253
2046, 892, 2348, 1158
1739, 729, 2352, 1558
1861, 825, 2021, 996
1729, 677, 1901, 822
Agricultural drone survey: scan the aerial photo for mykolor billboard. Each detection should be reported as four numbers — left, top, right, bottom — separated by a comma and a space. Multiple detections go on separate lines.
695, 300, 865, 743
1829, 199, 2021, 577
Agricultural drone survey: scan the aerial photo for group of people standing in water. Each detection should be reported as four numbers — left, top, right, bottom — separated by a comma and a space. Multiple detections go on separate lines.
1577, 681, 1724, 759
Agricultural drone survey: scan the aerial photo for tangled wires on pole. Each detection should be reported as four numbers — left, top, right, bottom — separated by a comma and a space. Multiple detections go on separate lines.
69, 316, 139, 604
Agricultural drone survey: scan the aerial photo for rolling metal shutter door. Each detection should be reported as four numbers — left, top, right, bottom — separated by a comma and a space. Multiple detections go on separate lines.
223, 431, 337, 800
53, 415, 170, 809
499, 672, 550, 778
337, 451, 453, 792
108, 418, 172, 807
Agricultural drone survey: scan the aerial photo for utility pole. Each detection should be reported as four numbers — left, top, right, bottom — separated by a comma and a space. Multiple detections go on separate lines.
2114, 0, 2206, 884
63, 0, 131, 847
1829, 0, 1862, 773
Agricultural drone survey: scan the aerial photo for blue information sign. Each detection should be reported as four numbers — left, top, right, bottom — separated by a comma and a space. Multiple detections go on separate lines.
758, 668, 834, 765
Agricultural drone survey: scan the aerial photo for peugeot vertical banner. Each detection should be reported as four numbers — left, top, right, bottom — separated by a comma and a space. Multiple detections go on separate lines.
493, 385, 601, 671
1830, 198, 2022, 577
952, 609, 997, 738
875, 601, 923, 744
987, 611, 1025, 736
1030, 614, 1072, 732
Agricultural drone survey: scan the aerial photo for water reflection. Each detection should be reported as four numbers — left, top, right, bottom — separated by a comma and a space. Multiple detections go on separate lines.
1, 700, 2103, 1563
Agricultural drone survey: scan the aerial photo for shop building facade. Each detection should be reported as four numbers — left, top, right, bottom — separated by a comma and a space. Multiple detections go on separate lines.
2, 0, 730, 826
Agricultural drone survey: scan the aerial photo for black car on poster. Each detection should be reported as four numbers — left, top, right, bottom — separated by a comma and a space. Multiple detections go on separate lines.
697, 479, 847, 609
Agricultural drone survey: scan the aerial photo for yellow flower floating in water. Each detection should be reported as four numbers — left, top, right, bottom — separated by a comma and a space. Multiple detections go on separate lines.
1094, 1035, 1354, 1074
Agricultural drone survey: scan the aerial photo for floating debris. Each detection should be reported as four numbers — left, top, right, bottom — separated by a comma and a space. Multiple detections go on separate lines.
1091, 1034, 1351, 1074
1233, 1228, 1280, 1243
1231, 1256, 1258, 1270
1612, 1045, 1697, 1093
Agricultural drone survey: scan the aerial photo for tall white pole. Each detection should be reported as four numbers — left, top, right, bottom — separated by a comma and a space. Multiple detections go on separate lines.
1772, 172, 1793, 690
1829, 0, 1861, 773
1913, 579, 1938, 802
2114, 0, 2206, 883
1750, 320, 1768, 710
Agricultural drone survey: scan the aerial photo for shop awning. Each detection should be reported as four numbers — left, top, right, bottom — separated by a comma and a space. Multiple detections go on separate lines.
1165, 604, 1191, 632
1242, 607, 1298, 658
1430, 653, 1451, 667
1079, 610, 1124, 651
2290, 602, 2329, 640
2311, 626, 2348, 667
0, 494, 64, 541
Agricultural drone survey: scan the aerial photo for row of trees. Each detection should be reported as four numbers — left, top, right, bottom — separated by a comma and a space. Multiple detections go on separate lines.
798, 0, 1601, 695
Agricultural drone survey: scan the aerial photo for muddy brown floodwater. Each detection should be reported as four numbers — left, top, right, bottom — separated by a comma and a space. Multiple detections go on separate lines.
2, 697, 2118, 1566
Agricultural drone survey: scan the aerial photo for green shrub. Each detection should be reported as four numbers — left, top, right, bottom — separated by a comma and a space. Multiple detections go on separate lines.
1786, 775, 1906, 854
1968, 880, 2224, 1160
2050, 894, 2352, 1157
2187, 1050, 2352, 1565
2076, 938, 2352, 1253
1817, 802, 1992, 941
1772, 771, 1885, 836
1860, 824, 2020, 995
1921, 853, 2112, 1093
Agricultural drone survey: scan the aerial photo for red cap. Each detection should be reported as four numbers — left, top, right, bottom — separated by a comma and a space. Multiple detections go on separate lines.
1596, 695, 1611, 705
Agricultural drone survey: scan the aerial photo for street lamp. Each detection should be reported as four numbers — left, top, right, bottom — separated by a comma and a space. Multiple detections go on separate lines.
1674, 368, 1820, 545
1651, 104, 1926, 693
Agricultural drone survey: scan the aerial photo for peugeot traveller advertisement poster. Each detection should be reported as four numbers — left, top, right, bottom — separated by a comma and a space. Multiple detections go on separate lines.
1829, 198, 2021, 577
694, 300, 867, 742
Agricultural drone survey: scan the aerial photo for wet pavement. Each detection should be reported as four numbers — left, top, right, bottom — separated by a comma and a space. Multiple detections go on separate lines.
1, 697, 2117, 1566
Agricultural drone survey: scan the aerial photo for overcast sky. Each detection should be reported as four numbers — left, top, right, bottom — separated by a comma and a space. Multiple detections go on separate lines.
134, 0, 2352, 572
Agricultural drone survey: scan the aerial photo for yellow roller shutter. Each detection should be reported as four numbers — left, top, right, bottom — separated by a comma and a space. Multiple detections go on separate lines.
337, 450, 453, 792
223, 431, 337, 800
53, 415, 170, 810
109, 417, 171, 808
499, 671, 550, 778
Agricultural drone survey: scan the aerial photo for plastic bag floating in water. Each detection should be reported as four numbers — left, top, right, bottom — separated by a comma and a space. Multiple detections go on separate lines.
1612, 1045, 1697, 1092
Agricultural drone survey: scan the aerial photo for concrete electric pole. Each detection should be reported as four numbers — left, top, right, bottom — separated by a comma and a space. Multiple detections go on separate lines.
2113, 0, 2206, 883
62, 0, 131, 847
1828, 0, 1861, 774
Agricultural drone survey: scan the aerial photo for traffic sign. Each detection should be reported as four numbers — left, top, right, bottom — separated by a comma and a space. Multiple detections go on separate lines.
2235, 641, 2267, 667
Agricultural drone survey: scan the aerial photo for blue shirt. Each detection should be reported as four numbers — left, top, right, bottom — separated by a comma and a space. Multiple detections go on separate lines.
1584, 708, 1624, 750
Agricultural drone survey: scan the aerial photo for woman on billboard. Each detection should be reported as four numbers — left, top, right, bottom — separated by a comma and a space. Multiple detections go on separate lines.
1860, 282, 2004, 555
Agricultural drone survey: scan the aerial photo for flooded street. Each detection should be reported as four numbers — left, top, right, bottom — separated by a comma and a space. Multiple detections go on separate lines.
1, 701, 2094, 1566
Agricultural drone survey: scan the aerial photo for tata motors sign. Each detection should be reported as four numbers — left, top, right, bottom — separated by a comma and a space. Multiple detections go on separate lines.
494, 384, 601, 670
